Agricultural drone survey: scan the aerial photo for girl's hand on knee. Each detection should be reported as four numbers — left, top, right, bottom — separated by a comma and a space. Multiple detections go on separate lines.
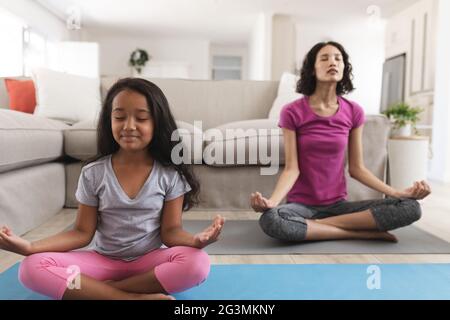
0, 225, 32, 256
395, 180, 431, 200
250, 192, 276, 212
193, 215, 225, 248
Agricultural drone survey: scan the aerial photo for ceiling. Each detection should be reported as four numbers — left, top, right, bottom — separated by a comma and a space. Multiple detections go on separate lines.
36, 0, 419, 43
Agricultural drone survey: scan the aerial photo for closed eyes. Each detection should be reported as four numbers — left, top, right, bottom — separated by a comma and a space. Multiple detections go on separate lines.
320, 54, 342, 61
113, 117, 149, 121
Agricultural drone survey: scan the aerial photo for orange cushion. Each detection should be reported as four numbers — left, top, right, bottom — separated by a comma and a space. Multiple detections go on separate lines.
4, 79, 37, 114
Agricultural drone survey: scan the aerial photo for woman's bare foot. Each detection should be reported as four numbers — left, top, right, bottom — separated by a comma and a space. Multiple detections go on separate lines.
350, 230, 398, 242
378, 231, 398, 242
362, 231, 398, 242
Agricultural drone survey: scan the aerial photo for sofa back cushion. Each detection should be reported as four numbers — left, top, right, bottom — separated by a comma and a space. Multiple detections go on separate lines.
268, 72, 302, 119
32, 68, 101, 124
101, 77, 279, 130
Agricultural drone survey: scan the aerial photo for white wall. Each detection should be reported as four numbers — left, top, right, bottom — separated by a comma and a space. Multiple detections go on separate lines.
271, 14, 296, 81
248, 13, 273, 81
248, 14, 385, 111
0, 0, 69, 41
429, 0, 450, 183
47, 41, 99, 77
82, 32, 210, 79
295, 19, 386, 115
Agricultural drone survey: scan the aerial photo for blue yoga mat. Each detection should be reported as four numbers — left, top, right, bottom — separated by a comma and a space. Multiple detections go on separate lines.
1, 263, 450, 300
0, 263, 49, 300
175, 264, 450, 300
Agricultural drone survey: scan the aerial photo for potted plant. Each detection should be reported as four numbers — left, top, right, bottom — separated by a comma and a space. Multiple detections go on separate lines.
129, 48, 151, 75
382, 102, 424, 137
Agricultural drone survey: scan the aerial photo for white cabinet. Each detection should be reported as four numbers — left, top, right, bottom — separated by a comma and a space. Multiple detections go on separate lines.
388, 136, 429, 190
385, 0, 437, 140
409, 0, 436, 94
385, 0, 437, 97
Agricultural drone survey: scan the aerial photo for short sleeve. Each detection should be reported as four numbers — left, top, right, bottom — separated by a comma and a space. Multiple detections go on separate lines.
165, 170, 192, 202
352, 102, 366, 129
278, 104, 298, 131
75, 168, 99, 207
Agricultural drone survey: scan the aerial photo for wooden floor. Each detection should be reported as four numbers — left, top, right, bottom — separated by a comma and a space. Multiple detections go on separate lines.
1, 181, 450, 273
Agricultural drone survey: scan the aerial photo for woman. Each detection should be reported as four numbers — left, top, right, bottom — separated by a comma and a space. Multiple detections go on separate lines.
250, 41, 431, 242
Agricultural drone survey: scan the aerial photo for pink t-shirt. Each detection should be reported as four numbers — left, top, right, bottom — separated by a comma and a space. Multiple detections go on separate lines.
279, 96, 365, 205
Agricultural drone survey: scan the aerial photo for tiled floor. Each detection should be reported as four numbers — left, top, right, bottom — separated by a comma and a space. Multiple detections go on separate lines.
1, 181, 450, 273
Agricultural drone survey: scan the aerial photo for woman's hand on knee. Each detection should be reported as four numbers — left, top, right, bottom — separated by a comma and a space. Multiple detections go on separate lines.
0, 225, 32, 256
394, 180, 431, 200
250, 192, 276, 212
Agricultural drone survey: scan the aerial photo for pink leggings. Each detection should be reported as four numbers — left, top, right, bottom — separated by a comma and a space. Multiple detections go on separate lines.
18, 246, 210, 299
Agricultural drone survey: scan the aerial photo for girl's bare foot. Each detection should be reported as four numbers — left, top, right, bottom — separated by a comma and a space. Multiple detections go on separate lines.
132, 293, 175, 300
141, 293, 175, 300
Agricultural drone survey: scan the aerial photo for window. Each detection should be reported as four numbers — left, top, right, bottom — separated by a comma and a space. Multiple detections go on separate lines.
23, 28, 47, 76
212, 55, 242, 80
0, 7, 98, 78
0, 8, 24, 76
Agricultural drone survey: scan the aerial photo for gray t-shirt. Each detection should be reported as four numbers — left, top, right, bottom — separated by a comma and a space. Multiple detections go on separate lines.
75, 154, 191, 261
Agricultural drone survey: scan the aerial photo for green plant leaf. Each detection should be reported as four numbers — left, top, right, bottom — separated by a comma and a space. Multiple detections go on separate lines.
382, 102, 424, 129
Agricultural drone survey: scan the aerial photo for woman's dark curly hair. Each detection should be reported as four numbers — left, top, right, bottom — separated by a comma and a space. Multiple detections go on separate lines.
297, 41, 354, 96
84, 77, 200, 211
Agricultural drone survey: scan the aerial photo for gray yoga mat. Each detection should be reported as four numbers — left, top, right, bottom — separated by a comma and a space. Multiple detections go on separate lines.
183, 220, 450, 254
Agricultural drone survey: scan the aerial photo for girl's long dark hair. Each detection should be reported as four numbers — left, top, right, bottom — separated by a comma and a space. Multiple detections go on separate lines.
297, 41, 354, 96
84, 77, 200, 211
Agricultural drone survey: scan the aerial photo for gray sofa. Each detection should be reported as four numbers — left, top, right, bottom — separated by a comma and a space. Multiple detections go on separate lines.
0, 77, 391, 236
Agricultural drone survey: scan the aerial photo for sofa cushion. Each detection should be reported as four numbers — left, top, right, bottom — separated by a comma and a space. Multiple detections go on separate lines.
203, 119, 284, 167
64, 119, 203, 163
63, 119, 97, 161
268, 72, 302, 119
0, 163, 65, 236
32, 68, 101, 124
0, 110, 68, 173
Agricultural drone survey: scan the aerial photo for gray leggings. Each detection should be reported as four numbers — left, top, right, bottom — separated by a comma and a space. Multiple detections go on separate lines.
259, 198, 422, 241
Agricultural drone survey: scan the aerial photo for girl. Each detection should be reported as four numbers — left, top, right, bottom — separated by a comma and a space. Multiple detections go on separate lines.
0, 77, 225, 300
251, 41, 431, 242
